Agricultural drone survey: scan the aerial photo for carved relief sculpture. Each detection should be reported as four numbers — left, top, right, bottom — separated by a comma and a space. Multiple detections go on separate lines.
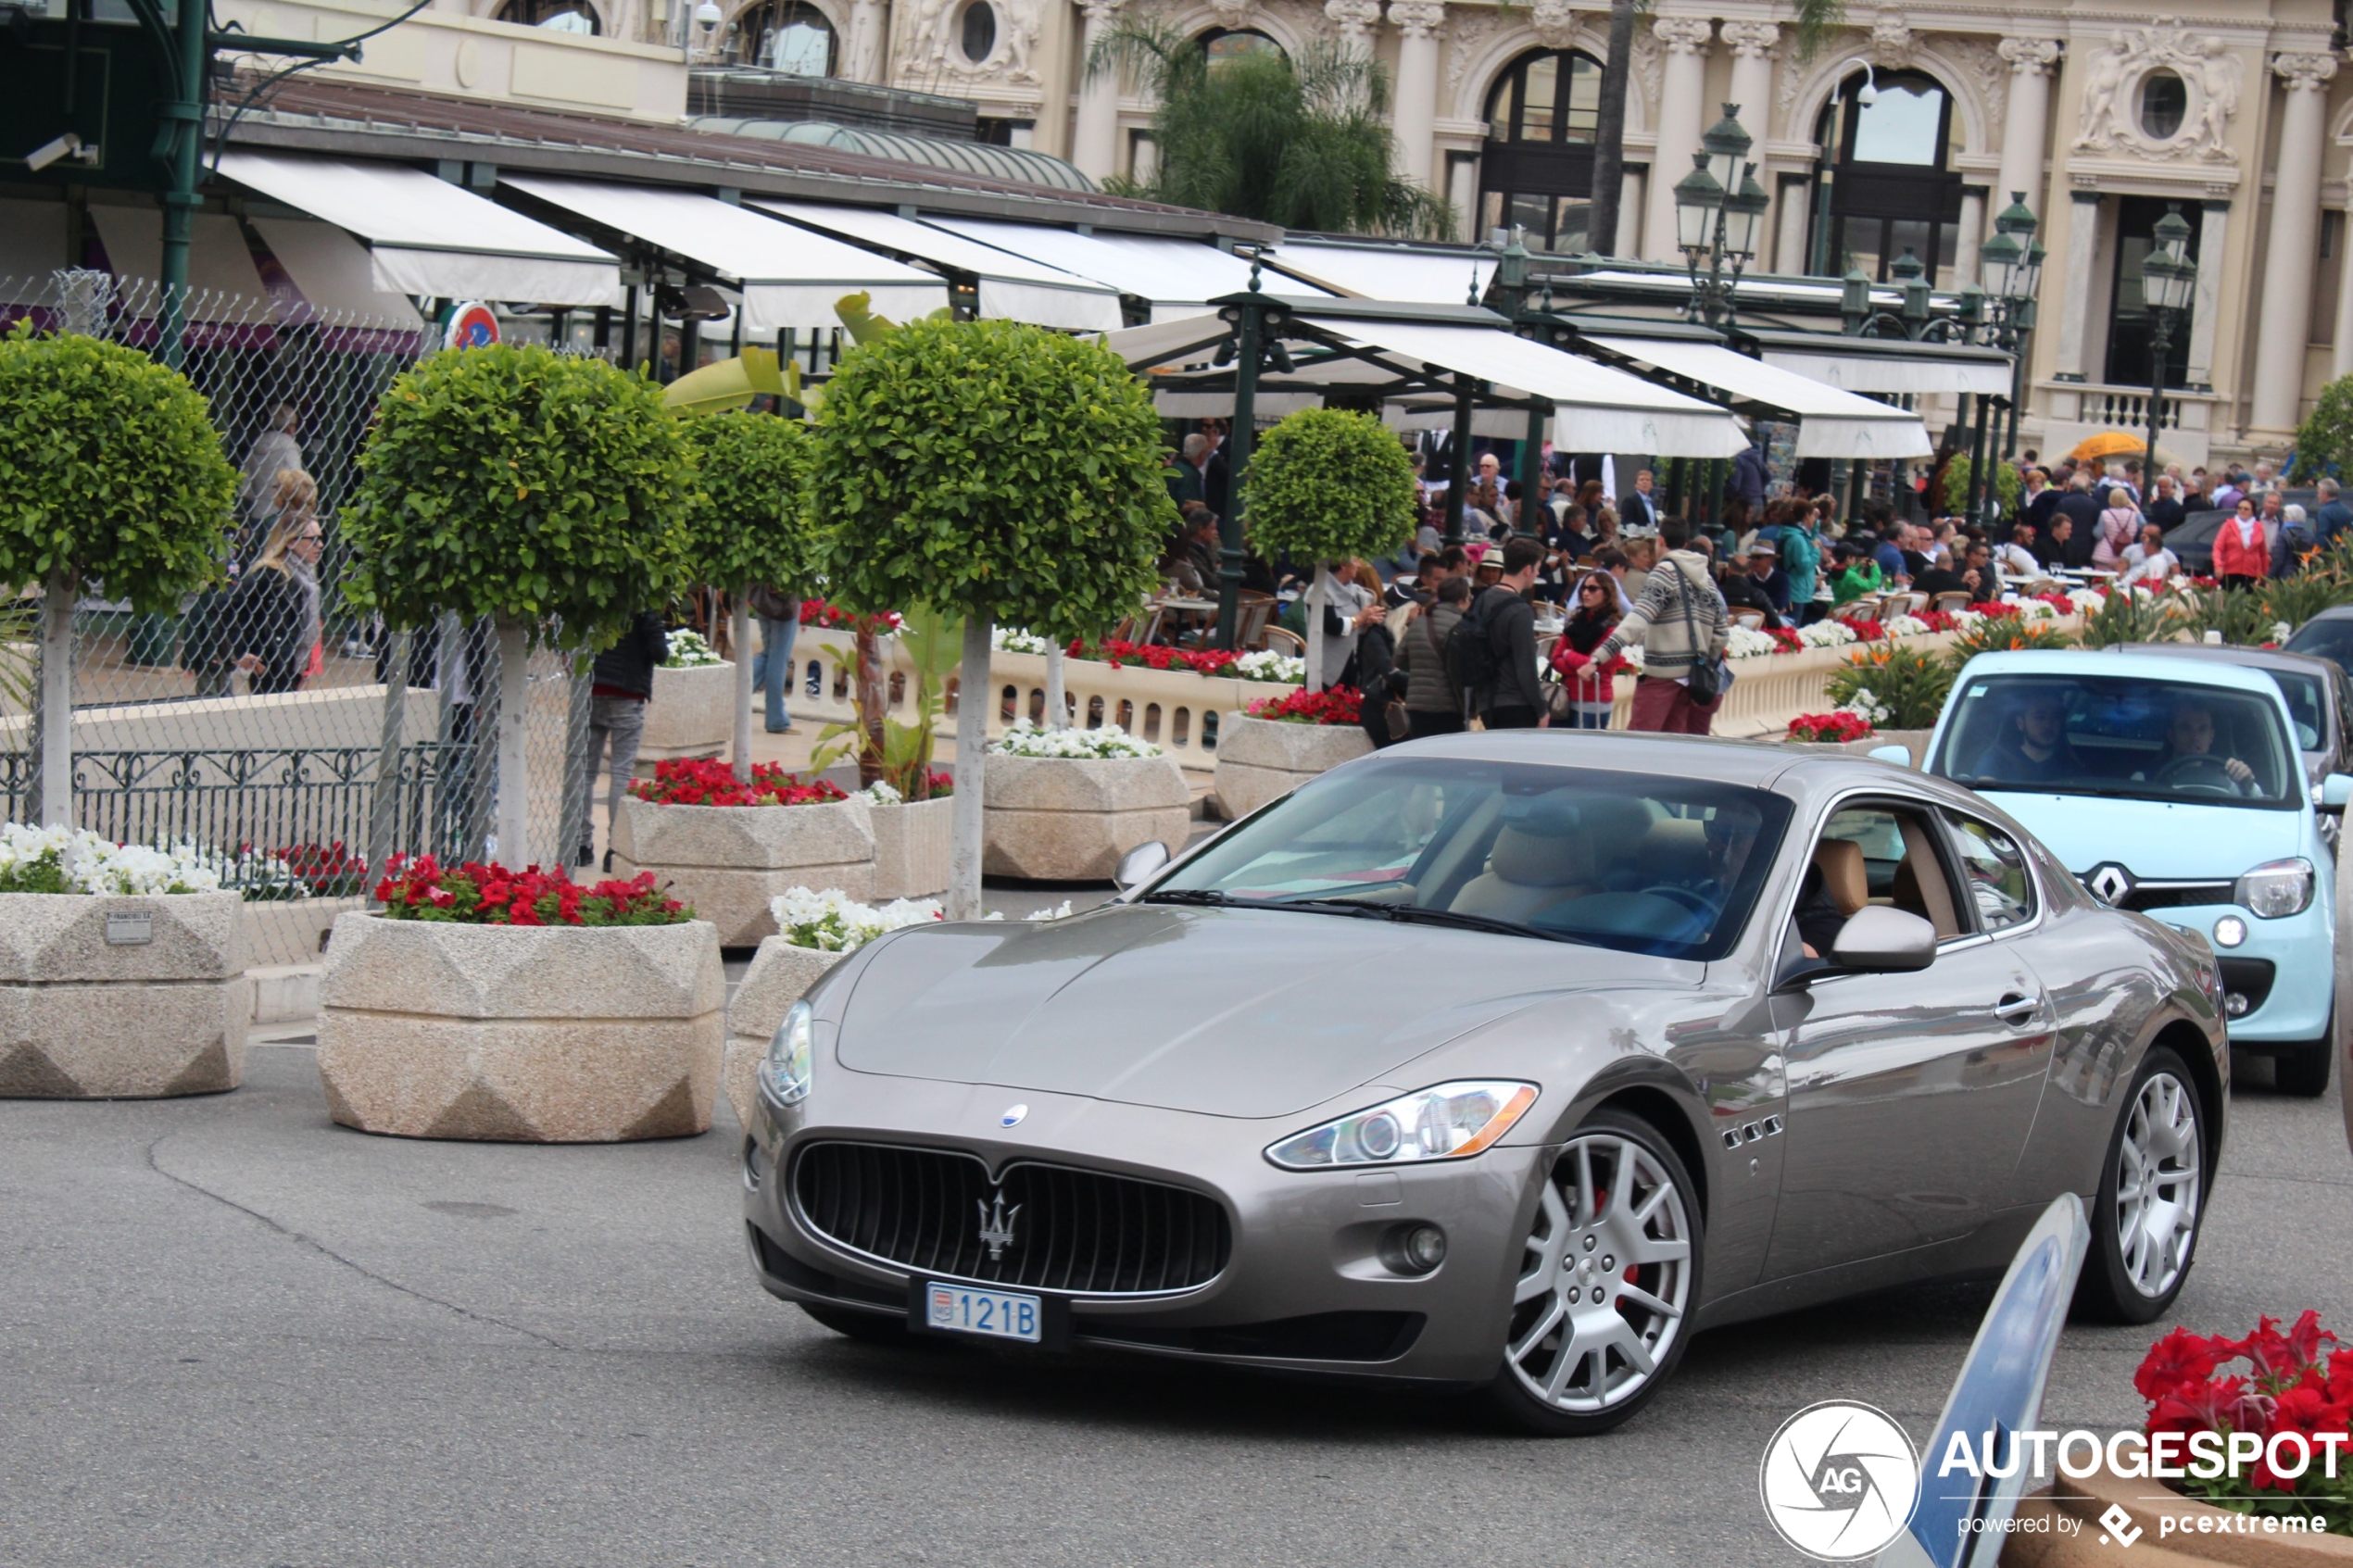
1528, 0, 1576, 52
1650, 15, 1709, 56
1325, 0, 1381, 46
1718, 19, 1778, 60
1867, 9, 1913, 69
2070, 19, 2245, 163
1388, 0, 1442, 40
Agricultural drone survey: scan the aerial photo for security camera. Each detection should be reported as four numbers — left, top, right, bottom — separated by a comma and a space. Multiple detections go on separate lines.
24, 132, 95, 171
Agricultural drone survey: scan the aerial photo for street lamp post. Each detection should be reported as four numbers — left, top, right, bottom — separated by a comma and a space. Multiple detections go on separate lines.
1969, 193, 2045, 528
2140, 204, 2198, 489
1674, 105, 1766, 332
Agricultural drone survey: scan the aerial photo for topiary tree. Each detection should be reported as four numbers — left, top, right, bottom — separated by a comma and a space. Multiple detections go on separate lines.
809, 317, 1171, 917
0, 326, 237, 824
674, 411, 817, 784
1242, 408, 1417, 689
346, 344, 691, 866
2290, 373, 2353, 482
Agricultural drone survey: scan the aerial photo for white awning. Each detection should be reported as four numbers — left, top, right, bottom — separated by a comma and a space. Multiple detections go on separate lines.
1757, 343, 2013, 396
750, 200, 1122, 332
86, 207, 271, 310
927, 220, 1314, 321
247, 219, 427, 327
218, 153, 617, 306
1266, 243, 1493, 306
503, 177, 947, 333
1586, 335, 1931, 458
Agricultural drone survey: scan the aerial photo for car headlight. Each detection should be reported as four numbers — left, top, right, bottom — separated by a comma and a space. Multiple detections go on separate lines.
2233, 858, 2315, 919
761, 1000, 814, 1105
1265, 1081, 1538, 1170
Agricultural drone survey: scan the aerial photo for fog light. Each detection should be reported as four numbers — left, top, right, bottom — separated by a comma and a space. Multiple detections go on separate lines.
2213, 916, 2247, 949
1381, 1223, 1447, 1275
742, 1135, 768, 1191
2225, 993, 2251, 1018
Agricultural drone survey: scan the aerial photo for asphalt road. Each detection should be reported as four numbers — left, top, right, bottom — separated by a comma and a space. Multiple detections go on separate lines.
1, 1043, 2346, 1568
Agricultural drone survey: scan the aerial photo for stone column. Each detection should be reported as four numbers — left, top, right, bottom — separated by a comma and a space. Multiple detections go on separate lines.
1955, 188, 1986, 286
1994, 38, 2060, 219
842, 0, 888, 82
1641, 17, 1714, 262
2250, 52, 2338, 435
2333, 204, 2353, 381
1774, 178, 1808, 272
1070, 0, 1124, 181
1325, 0, 1381, 59
1719, 21, 1777, 146
2189, 200, 2230, 391
2052, 189, 2101, 382
1388, 0, 1445, 191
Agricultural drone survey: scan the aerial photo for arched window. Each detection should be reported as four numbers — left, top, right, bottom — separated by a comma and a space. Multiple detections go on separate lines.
1202, 27, 1283, 63
1805, 70, 1963, 281
720, 0, 834, 73
1477, 49, 1604, 252
497, 0, 599, 31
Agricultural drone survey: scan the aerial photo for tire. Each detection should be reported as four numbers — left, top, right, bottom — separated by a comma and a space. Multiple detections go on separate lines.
2074, 1047, 2208, 1324
799, 1300, 912, 1345
2268, 1013, 2335, 1098
1487, 1109, 1703, 1436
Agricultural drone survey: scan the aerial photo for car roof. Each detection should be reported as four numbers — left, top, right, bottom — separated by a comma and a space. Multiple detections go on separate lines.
1367, 730, 1993, 809
2292, 604, 2353, 628
1947, 647, 2286, 695
2101, 642, 2344, 681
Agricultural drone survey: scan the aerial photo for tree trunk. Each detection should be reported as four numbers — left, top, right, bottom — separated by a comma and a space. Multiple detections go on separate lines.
853, 620, 886, 787
1044, 646, 1067, 728
38, 571, 72, 829
1588, 0, 1635, 258
947, 613, 992, 921
1303, 565, 1332, 692
730, 592, 754, 784
494, 618, 532, 867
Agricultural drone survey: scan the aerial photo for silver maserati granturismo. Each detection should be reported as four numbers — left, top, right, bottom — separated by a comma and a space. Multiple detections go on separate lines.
741, 734, 2228, 1433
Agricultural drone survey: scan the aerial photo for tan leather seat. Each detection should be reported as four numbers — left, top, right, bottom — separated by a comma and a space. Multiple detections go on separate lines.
1813, 838, 1869, 917
1453, 820, 1593, 924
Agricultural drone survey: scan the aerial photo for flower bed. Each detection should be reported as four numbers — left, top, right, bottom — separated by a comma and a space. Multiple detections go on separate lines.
984, 725, 1189, 881
2135, 1312, 2352, 1524
1787, 712, 1875, 744
1213, 708, 1374, 820
1245, 686, 1364, 725
992, 718, 1163, 759
632, 758, 847, 809
372, 856, 690, 925
638, 658, 736, 769
659, 629, 724, 669
612, 769, 875, 947
799, 598, 900, 633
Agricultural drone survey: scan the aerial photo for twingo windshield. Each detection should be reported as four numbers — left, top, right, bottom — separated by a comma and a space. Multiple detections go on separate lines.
1148, 758, 1792, 961
1931, 672, 2300, 809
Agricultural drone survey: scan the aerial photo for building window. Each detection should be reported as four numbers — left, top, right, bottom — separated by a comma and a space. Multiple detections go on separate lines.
1805, 70, 1962, 281
2103, 195, 2200, 385
497, 0, 599, 31
1128, 129, 1158, 183
2314, 208, 2342, 347
719, 0, 832, 71
976, 118, 1036, 149
960, 1, 996, 63
1476, 48, 1604, 253
1202, 27, 1283, 62
2141, 71, 2189, 140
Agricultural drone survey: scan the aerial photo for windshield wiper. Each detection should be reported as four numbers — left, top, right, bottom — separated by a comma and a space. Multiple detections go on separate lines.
1138, 888, 1229, 905
1374, 905, 1587, 944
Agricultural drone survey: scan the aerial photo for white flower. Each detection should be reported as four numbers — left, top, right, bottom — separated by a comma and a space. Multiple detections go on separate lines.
0, 823, 225, 895
661, 630, 724, 669
1619, 643, 1645, 669
1881, 614, 1931, 638
1837, 688, 1893, 726
1948, 608, 1987, 629
1232, 648, 1307, 684
991, 717, 1162, 759
1726, 625, 1784, 659
2017, 599, 2056, 620
2067, 587, 2106, 611
770, 886, 943, 952
859, 780, 903, 806
1796, 620, 1858, 649
1026, 900, 1074, 922
2271, 621, 2293, 643
991, 627, 1055, 656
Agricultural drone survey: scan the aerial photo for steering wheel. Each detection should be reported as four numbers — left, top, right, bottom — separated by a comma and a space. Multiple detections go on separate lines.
1637, 884, 1717, 916
2155, 754, 2242, 797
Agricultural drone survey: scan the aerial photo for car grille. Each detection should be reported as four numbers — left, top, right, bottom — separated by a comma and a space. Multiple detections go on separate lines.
791, 1141, 1232, 1296
2084, 877, 2236, 912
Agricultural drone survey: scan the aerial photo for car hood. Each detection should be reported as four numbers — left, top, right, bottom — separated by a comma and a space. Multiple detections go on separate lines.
834, 903, 1694, 1119
1976, 789, 2307, 880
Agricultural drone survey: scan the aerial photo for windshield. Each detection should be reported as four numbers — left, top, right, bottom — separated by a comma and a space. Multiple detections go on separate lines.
1151, 759, 1792, 960
2286, 618, 2353, 682
1931, 672, 2300, 809
2271, 671, 2326, 753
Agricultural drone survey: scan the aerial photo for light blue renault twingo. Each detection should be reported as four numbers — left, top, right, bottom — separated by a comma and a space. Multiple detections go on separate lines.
1919, 649, 2347, 1097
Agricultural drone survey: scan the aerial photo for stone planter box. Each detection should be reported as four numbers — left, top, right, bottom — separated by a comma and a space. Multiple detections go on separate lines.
634, 660, 736, 770
2003, 1460, 2353, 1564
720, 935, 846, 1132
1212, 715, 1374, 820
0, 891, 253, 1098
983, 751, 1190, 882
316, 912, 724, 1142
611, 794, 875, 947
1771, 726, 1934, 764
871, 794, 952, 899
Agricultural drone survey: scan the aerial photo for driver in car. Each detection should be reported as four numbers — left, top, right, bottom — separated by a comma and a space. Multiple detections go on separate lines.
2142, 700, 2259, 794
1970, 691, 2081, 784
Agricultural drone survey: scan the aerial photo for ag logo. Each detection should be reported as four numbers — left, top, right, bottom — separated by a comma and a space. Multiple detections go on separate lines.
1758, 1400, 1920, 1562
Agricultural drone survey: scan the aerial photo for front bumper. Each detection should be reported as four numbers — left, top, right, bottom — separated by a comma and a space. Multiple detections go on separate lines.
740, 1069, 1547, 1386
2146, 900, 2331, 1045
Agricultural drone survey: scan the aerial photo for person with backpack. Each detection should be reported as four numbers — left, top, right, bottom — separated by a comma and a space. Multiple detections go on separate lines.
1394, 571, 1471, 738
1453, 537, 1548, 729
1558, 515, 1728, 735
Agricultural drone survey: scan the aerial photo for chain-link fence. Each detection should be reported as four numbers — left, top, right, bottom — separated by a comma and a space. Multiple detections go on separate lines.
3, 270, 593, 965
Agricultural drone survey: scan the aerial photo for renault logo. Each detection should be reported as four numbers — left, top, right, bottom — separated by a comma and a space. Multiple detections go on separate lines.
2085, 863, 2136, 905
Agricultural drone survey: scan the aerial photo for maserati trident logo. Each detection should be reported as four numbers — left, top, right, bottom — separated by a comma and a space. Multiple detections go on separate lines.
2084, 863, 2136, 905
976, 1190, 1021, 1261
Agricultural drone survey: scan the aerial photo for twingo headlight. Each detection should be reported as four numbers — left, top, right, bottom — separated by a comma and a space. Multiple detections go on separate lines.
1266, 1081, 1539, 1170
761, 1000, 814, 1105
2234, 858, 2316, 920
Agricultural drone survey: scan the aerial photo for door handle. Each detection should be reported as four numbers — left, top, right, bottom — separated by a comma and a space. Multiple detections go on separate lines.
1994, 992, 2042, 1023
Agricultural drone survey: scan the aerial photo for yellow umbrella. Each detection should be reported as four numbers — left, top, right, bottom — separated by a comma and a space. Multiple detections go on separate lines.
2069, 431, 2146, 463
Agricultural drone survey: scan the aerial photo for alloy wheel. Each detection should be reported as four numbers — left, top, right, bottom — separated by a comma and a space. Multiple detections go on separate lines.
2115, 1069, 2203, 1299
1505, 1130, 1693, 1415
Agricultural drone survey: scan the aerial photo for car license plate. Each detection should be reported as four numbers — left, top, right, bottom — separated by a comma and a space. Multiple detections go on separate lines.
922, 1282, 1042, 1343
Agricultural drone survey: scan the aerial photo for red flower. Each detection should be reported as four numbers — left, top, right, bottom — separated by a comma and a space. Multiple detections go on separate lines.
2136, 1327, 2235, 1401
1788, 711, 1874, 743
1245, 686, 1363, 725
630, 758, 848, 809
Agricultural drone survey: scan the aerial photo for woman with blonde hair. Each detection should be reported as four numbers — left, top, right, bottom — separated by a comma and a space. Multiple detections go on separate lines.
227, 469, 324, 694
2094, 486, 2140, 571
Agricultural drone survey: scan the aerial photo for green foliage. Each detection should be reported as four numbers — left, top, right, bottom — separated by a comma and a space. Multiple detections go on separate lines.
675, 412, 817, 594
1825, 645, 1953, 730
1242, 408, 1417, 568
1090, 23, 1453, 238
1944, 614, 2073, 664
808, 318, 1171, 644
2288, 373, 2353, 482
2076, 588, 2192, 648
811, 605, 962, 799
1938, 455, 2022, 518
345, 344, 690, 649
2176, 585, 2279, 647
0, 326, 236, 608
2262, 541, 2353, 631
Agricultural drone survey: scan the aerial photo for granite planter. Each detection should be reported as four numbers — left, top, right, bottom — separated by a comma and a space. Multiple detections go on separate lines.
871, 795, 953, 899
983, 751, 1190, 882
0, 891, 253, 1098
635, 660, 736, 770
611, 794, 875, 947
2002, 1460, 2353, 1565
1212, 715, 1374, 820
315, 912, 724, 1142
720, 935, 847, 1132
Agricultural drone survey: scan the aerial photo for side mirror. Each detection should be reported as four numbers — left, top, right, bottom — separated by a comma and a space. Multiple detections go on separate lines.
1113, 840, 1171, 891
2322, 773, 2353, 812
1830, 906, 1939, 973
1867, 744, 1915, 769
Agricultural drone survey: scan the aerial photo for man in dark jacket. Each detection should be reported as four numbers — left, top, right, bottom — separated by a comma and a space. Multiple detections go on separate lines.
579, 609, 668, 867
2055, 475, 2104, 569
2144, 473, 2188, 533
1473, 537, 1548, 729
2317, 478, 2353, 547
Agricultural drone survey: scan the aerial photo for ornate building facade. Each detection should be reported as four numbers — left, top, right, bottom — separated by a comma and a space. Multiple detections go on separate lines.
454, 0, 2353, 464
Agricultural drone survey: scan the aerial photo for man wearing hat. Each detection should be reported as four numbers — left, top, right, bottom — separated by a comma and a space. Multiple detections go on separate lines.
1720, 537, 1791, 628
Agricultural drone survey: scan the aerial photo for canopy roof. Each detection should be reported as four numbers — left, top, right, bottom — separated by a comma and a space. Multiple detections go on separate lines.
1265, 242, 1494, 306
1582, 332, 1931, 458
1744, 329, 2013, 396
929, 220, 1318, 321
750, 200, 1121, 332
